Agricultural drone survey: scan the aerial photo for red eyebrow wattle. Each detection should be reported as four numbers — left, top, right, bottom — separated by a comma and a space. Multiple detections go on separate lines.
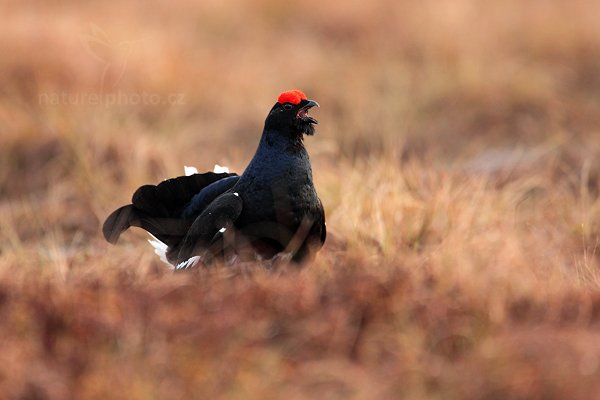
277, 90, 307, 105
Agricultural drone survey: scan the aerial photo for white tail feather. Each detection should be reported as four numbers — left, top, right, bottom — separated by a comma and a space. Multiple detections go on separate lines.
176, 256, 201, 270
147, 234, 171, 267
185, 164, 229, 175
213, 164, 230, 173
184, 166, 198, 176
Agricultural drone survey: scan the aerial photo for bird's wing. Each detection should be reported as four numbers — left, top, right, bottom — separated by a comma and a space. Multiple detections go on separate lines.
168, 191, 243, 264
132, 172, 237, 217
102, 171, 237, 246
181, 175, 239, 218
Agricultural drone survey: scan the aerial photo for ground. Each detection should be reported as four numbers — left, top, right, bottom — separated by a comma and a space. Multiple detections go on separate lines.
1, 0, 600, 399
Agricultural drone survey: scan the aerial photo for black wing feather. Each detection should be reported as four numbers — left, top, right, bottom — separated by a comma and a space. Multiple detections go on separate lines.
103, 171, 238, 246
132, 172, 236, 217
168, 192, 243, 264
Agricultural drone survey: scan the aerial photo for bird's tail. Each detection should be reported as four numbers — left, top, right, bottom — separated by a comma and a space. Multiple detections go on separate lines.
102, 204, 191, 246
102, 171, 237, 246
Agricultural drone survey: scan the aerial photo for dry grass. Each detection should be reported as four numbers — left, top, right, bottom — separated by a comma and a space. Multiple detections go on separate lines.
2, 0, 600, 398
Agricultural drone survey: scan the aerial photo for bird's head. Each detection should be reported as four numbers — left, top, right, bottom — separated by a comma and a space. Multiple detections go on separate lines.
265, 90, 319, 137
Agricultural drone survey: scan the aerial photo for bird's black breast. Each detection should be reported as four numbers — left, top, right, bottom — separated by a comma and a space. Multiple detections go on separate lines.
233, 146, 321, 248
223, 128, 325, 260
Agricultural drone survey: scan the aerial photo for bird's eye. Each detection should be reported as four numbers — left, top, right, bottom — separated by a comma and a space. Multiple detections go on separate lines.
283, 104, 293, 110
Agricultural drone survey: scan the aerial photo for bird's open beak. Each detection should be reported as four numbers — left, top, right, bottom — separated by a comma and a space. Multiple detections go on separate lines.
297, 100, 319, 124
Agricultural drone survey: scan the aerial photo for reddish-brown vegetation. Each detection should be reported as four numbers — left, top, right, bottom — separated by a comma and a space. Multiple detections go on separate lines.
1, 0, 600, 398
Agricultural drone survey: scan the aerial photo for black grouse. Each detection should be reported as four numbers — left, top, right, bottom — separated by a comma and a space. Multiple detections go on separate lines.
102, 89, 326, 269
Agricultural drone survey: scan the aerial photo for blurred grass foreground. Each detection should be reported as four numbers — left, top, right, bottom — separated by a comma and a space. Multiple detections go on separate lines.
1, 0, 600, 399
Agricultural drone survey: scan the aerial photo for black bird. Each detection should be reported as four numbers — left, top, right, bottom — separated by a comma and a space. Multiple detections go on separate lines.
102, 90, 326, 269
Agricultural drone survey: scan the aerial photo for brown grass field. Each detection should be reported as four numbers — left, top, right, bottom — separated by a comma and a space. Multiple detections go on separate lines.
2, 0, 600, 398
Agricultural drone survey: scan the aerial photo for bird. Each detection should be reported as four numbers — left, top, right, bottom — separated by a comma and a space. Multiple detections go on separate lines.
102, 89, 326, 269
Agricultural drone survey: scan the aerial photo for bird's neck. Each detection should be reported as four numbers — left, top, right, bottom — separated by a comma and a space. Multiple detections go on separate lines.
241, 128, 311, 181
260, 128, 306, 155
